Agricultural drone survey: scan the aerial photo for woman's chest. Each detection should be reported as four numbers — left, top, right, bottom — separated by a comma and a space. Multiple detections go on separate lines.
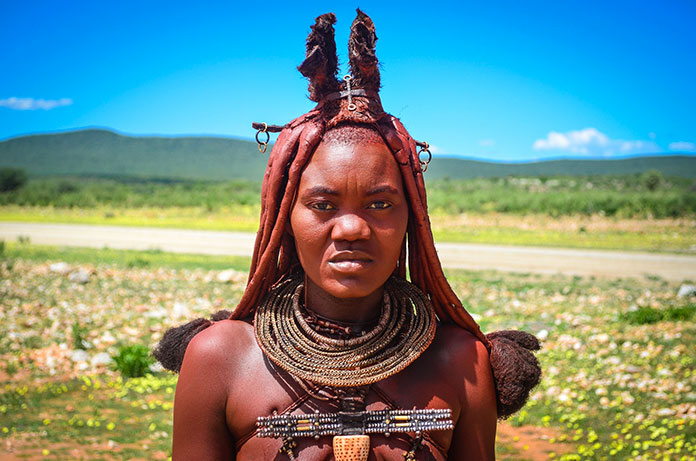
226, 353, 458, 460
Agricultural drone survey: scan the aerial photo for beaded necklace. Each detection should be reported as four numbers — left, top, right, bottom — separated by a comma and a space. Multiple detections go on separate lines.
254, 272, 437, 387
254, 271, 450, 460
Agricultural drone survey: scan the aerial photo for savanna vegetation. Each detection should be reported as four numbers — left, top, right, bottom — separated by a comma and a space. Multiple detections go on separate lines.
1, 242, 694, 460
2, 172, 694, 253
1, 172, 693, 218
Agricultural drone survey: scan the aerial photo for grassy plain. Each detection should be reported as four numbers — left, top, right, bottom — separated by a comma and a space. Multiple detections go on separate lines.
1, 174, 694, 253
2, 204, 694, 253
2, 175, 694, 219
1, 243, 694, 460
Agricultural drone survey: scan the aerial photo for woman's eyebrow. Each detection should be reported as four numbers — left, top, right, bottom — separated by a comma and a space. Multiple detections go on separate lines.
303, 186, 339, 196
301, 185, 400, 196
367, 185, 400, 196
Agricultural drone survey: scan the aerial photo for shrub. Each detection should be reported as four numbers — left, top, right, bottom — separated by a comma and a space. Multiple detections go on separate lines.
126, 257, 150, 268
664, 304, 696, 321
623, 304, 696, 324
71, 322, 89, 350
0, 167, 28, 192
641, 170, 663, 192
57, 180, 78, 194
112, 344, 155, 378
4, 360, 18, 377
623, 306, 664, 325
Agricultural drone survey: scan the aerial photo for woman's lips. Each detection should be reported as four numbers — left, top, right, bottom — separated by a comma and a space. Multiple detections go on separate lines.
327, 252, 374, 272
328, 259, 373, 272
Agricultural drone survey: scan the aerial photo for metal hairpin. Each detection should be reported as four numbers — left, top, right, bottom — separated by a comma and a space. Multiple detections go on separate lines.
343, 75, 357, 111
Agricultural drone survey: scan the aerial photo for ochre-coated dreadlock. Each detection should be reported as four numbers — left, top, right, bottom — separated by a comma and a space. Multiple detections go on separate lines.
154, 9, 541, 418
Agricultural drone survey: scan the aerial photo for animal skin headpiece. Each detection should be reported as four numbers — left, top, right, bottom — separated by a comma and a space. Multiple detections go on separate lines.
155, 10, 541, 418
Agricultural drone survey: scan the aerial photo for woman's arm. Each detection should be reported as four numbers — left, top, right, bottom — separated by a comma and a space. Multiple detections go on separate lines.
447, 335, 497, 460
172, 326, 235, 459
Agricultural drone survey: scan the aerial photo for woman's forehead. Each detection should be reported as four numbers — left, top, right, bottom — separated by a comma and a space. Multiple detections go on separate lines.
299, 140, 403, 191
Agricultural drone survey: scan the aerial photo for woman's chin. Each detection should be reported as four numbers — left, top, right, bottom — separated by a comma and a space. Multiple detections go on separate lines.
320, 277, 384, 300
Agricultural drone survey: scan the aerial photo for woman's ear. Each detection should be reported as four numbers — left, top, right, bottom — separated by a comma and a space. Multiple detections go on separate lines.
285, 220, 294, 238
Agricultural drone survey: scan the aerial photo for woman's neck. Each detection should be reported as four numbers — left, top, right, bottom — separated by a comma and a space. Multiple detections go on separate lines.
304, 277, 383, 324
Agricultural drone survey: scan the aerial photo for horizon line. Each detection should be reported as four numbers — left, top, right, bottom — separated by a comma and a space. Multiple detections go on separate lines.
2, 126, 695, 164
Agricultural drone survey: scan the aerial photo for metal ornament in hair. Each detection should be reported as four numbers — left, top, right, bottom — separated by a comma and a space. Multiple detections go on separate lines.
255, 122, 269, 154
252, 122, 286, 154
343, 74, 357, 111
417, 141, 432, 172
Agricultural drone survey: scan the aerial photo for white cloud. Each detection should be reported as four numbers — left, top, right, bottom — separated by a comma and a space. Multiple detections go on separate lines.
428, 144, 445, 154
479, 139, 496, 147
533, 128, 660, 156
0, 97, 73, 110
668, 141, 696, 152
618, 140, 656, 153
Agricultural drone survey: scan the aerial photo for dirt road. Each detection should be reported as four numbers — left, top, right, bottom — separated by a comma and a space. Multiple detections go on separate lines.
1, 222, 694, 281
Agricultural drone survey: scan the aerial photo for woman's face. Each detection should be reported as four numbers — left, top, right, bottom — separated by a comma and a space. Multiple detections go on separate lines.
290, 137, 409, 300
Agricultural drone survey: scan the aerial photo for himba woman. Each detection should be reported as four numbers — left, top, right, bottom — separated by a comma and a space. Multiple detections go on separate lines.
155, 10, 541, 461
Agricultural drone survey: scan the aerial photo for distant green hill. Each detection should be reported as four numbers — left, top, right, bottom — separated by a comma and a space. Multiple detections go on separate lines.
1, 128, 695, 180
427, 156, 696, 179
0, 129, 268, 181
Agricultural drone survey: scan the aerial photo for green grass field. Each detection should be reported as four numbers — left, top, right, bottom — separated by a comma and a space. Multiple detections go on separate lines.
2, 174, 694, 219
2, 174, 695, 254
1, 243, 694, 460
3, 204, 694, 254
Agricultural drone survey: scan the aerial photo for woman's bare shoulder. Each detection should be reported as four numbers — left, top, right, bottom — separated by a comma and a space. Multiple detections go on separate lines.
433, 323, 490, 368
432, 323, 496, 459
428, 323, 494, 401
182, 319, 256, 371
173, 320, 253, 457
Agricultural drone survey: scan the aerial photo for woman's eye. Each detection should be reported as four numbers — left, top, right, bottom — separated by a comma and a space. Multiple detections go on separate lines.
368, 201, 391, 210
311, 202, 335, 211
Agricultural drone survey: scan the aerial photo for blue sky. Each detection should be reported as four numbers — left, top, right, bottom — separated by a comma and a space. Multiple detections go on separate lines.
1, 1, 695, 161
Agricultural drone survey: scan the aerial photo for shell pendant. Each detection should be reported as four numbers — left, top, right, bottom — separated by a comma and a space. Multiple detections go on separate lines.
333, 435, 370, 461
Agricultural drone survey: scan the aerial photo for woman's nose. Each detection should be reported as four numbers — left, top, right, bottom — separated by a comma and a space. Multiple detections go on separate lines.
331, 212, 371, 241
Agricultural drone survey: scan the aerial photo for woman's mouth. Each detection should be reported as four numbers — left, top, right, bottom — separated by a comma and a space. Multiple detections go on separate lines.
328, 252, 373, 272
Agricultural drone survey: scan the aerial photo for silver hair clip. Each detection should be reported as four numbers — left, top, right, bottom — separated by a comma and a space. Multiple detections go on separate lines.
343, 75, 357, 111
